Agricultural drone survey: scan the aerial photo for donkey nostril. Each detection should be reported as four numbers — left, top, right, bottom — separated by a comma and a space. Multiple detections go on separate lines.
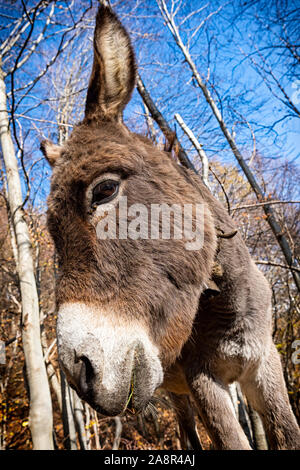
79, 355, 94, 395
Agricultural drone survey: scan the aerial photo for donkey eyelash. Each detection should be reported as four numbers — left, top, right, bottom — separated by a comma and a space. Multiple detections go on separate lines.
85, 172, 123, 212
91, 179, 119, 207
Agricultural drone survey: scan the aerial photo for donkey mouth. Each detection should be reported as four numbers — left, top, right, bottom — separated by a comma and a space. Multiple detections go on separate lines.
83, 389, 145, 418
73, 367, 144, 417
83, 374, 151, 418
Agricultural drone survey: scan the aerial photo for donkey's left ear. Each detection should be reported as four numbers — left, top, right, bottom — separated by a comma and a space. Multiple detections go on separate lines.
40, 140, 62, 167
84, 5, 137, 123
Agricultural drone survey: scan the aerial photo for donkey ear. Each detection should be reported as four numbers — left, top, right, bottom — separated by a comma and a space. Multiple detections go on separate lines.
84, 5, 137, 123
40, 140, 62, 167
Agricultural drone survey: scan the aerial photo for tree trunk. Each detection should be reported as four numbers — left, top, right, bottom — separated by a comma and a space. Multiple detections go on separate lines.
174, 112, 210, 188
248, 405, 268, 450
0, 64, 53, 449
137, 75, 197, 173
236, 383, 254, 448
73, 390, 88, 450
112, 417, 122, 450
60, 370, 77, 450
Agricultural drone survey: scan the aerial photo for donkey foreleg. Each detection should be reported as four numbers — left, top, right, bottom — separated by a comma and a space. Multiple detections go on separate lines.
169, 392, 203, 451
188, 370, 251, 450
240, 343, 300, 450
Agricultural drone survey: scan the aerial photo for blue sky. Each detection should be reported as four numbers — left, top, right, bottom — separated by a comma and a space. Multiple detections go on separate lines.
1, 0, 299, 207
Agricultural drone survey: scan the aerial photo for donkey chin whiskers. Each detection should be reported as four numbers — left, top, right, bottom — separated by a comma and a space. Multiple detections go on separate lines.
141, 395, 169, 419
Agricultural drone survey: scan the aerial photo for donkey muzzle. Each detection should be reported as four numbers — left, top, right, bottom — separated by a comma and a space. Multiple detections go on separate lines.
56, 302, 163, 416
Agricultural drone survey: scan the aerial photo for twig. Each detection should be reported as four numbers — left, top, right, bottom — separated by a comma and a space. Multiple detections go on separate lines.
208, 165, 231, 214
232, 200, 300, 211
43, 338, 56, 363
254, 260, 300, 273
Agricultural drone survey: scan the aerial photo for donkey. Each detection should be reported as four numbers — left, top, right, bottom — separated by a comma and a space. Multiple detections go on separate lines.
41, 6, 300, 450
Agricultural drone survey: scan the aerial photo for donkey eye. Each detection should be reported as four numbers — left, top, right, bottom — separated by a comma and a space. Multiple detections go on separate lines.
91, 180, 119, 206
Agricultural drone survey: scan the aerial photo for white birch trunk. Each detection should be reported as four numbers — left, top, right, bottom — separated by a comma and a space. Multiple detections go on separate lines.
0, 64, 53, 449
174, 112, 210, 188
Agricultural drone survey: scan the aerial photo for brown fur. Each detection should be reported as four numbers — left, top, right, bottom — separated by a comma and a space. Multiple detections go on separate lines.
85, 7, 136, 122
42, 6, 300, 449
47, 121, 216, 366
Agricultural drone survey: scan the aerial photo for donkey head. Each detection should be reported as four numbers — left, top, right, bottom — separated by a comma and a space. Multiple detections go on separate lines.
42, 6, 216, 416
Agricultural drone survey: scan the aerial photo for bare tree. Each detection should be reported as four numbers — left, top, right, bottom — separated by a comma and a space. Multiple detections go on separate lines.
156, 0, 300, 292
0, 63, 54, 449
0, 0, 95, 449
